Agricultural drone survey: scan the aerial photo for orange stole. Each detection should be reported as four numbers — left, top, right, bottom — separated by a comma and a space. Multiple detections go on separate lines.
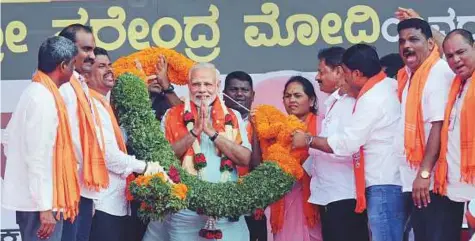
69, 77, 109, 190
90, 90, 127, 152
32, 71, 80, 220
435, 71, 475, 194
271, 113, 319, 233
89, 90, 135, 200
352, 71, 387, 213
397, 46, 440, 167
164, 101, 242, 162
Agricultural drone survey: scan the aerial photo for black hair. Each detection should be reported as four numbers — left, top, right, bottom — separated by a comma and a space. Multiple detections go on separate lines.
397, 18, 433, 39
224, 71, 253, 90
58, 24, 93, 43
342, 44, 382, 78
317, 47, 346, 68
443, 29, 475, 47
283, 75, 318, 114
380, 53, 404, 78
93, 47, 109, 58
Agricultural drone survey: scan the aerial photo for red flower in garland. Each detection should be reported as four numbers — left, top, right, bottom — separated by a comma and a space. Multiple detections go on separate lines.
140, 202, 152, 211
194, 153, 207, 169
183, 111, 194, 124
168, 165, 181, 183
224, 114, 233, 126
220, 157, 234, 172
253, 208, 265, 220
196, 208, 205, 215
125, 174, 136, 201
199, 229, 223, 240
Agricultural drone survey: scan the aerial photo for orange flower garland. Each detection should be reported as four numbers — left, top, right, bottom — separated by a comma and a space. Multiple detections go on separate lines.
253, 104, 317, 234
254, 105, 306, 180
172, 184, 189, 200
112, 47, 195, 85
134, 171, 188, 201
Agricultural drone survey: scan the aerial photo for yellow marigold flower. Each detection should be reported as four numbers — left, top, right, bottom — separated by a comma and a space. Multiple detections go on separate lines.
112, 47, 195, 86
171, 184, 188, 200
154, 172, 166, 183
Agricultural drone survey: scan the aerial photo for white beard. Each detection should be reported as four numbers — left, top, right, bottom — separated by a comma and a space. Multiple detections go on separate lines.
190, 94, 217, 107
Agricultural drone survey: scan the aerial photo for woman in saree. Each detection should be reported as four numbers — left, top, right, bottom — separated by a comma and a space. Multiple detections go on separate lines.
270, 76, 321, 241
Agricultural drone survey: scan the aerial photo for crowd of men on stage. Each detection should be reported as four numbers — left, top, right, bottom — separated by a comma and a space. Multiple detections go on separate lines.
2, 6, 475, 241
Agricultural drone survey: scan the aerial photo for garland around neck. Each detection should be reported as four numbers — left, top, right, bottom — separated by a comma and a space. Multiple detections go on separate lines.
183, 96, 235, 182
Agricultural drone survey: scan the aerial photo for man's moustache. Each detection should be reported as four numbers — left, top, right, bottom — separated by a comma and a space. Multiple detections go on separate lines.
84, 58, 95, 64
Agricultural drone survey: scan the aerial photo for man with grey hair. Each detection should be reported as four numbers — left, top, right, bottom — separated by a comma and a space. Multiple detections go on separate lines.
143, 63, 252, 241
2, 36, 78, 241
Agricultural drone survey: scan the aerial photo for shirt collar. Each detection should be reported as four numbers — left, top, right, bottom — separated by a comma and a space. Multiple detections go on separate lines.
324, 88, 343, 107
74, 71, 85, 82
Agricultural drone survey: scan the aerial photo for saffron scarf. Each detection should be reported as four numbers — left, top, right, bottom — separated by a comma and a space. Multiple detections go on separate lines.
397, 46, 440, 167
89, 90, 136, 200
164, 99, 242, 172
32, 71, 80, 220
271, 113, 319, 233
353, 70, 387, 213
69, 77, 109, 190
435, 71, 475, 194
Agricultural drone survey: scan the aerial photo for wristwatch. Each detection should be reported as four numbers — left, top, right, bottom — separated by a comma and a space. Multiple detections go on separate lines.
163, 84, 175, 94
420, 170, 430, 179
210, 131, 219, 142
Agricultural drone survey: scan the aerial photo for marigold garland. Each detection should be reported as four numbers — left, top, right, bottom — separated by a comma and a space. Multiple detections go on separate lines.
172, 184, 188, 201
254, 105, 306, 180
112, 47, 195, 85
111, 73, 308, 223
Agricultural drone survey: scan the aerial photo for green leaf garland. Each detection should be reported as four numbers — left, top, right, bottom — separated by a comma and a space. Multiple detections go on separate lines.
111, 73, 296, 220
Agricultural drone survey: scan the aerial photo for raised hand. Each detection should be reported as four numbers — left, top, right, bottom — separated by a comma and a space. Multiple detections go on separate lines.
192, 101, 205, 137
202, 100, 216, 137
395, 7, 423, 21
156, 55, 170, 89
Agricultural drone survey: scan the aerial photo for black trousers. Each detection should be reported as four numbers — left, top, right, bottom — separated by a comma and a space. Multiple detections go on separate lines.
406, 192, 465, 241
319, 199, 370, 241
124, 200, 148, 241
245, 215, 267, 241
89, 210, 128, 241
61, 197, 93, 241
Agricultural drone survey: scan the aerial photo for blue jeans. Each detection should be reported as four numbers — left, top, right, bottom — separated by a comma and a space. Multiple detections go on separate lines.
366, 185, 406, 241
16, 211, 63, 241
61, 197, 93, 241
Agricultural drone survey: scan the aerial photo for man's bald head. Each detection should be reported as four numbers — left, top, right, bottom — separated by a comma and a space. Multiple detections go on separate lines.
443, 29, 475, 80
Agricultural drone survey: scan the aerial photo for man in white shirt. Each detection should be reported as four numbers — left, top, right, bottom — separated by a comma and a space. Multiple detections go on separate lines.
304, 46, 369, 241
292, 44, 404, 241
434, 29, 475, 241
57, 23, 102, 241
2, 36, 78, 241
57, 24, 152, 241
395, 19, 454, 241
84, 47, 163, 241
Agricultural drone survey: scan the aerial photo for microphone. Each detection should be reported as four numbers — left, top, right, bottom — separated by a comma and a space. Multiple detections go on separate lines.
222, 92, 250, 112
